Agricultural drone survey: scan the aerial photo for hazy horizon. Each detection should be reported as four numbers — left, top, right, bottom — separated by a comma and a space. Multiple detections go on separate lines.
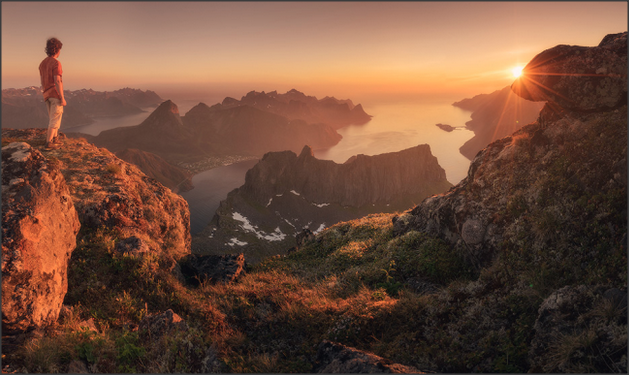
2, 1, 627, 106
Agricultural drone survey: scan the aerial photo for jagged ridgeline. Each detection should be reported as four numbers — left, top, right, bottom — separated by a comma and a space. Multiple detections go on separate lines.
71, 89, 371, 167
1, 33, 627, 373
1, 87, 163, 129
193, 144, 453, 263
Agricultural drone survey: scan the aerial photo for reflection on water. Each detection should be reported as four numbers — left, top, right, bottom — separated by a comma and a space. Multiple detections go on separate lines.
64, 108, 156, 136
180, 159, 259, 234
315, 101, 473, 185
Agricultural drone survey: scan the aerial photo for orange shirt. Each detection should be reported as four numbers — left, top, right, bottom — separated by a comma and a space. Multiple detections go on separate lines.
39, 56, 63, 100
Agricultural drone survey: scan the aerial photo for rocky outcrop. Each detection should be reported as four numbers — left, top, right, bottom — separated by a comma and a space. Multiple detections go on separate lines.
314, 340, 423, 373
512, 32, 627, 112
1, 128, 191, 268
454, 86, 545, 160
1, 142, 81, 334
529, 285, 627, 373
193, 144, 453, 263
178, 253, 246, 286
394, 32, 627, 269
115, 148, 193, 193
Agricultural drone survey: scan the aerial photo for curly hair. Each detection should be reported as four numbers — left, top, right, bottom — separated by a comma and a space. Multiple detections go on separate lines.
45, 38, 63, 57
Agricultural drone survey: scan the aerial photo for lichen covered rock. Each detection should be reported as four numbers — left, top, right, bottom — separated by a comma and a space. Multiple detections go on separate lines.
1, 142, 80, 334
314, 340, 423, 373
512, 32, 627, 112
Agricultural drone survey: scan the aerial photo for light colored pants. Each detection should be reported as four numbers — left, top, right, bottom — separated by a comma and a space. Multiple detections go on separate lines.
46, 97, 63, 130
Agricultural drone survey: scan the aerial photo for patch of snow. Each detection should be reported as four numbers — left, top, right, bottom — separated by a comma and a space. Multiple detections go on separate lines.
231, 212, 286, 242
262, 227, 286, 242
227, 238, 248, 247
290, 190, 300, 196
276, 194, 283, 197
313, 223, 326, 234
313, 202, 330, 208
266, 198, 273, 207
284, 219, 296, 229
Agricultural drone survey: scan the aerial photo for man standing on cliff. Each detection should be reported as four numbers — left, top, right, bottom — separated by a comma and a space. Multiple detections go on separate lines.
39, 37, 66, 149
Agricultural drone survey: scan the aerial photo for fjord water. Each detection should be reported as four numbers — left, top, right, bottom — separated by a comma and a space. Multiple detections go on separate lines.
183, 97, 474, 234
71, 96, 474, 234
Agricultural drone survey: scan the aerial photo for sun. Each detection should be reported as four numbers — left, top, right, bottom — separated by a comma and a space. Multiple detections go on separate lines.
512, 66, 524, 78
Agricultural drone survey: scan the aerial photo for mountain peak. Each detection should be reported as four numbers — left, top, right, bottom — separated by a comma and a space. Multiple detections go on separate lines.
511, 31, 627, 112
298, 145, 314, 159
156, 100, 180, 115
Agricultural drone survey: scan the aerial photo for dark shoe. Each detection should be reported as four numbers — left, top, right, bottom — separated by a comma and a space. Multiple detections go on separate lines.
45, 142, 60, 150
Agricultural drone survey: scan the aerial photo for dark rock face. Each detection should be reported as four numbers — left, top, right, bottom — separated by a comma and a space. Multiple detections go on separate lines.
314, 340, 423, 373
394, 32, 628, 270
115, 148, 193, 193
178, 253, 246, 286
529, 285, 628, 373
244, 144, 450, 208
1, 142, 81, 334
454, 86, 545, 160
193, 144, 453, 263
511, 32, 627, 112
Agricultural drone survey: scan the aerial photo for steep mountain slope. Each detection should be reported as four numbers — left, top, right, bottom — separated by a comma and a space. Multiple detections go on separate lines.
115, 148, 194, 193
192, 144, 453, 263
453, 86, 545, 160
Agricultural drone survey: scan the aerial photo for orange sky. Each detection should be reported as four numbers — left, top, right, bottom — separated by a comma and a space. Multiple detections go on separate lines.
2, 1, 627, 103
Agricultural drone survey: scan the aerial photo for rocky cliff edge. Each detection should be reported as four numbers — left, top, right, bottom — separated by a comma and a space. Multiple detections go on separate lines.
1, 128, 191, 337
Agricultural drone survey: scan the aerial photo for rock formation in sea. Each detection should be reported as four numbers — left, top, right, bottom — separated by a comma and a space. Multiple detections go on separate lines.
193, 144, 453, 263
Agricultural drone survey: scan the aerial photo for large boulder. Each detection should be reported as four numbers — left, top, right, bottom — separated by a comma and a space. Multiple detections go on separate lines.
1, 142, 81, 334
314, 340, 423, 373
511, 32, 627, 112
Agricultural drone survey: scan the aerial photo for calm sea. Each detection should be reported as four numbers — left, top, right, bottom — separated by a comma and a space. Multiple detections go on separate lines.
69, 97, 474, 234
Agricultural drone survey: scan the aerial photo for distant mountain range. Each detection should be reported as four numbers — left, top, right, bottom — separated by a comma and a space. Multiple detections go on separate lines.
72, 89, 371, 167
1, 87, 163, 129
212, 89, 372, 129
